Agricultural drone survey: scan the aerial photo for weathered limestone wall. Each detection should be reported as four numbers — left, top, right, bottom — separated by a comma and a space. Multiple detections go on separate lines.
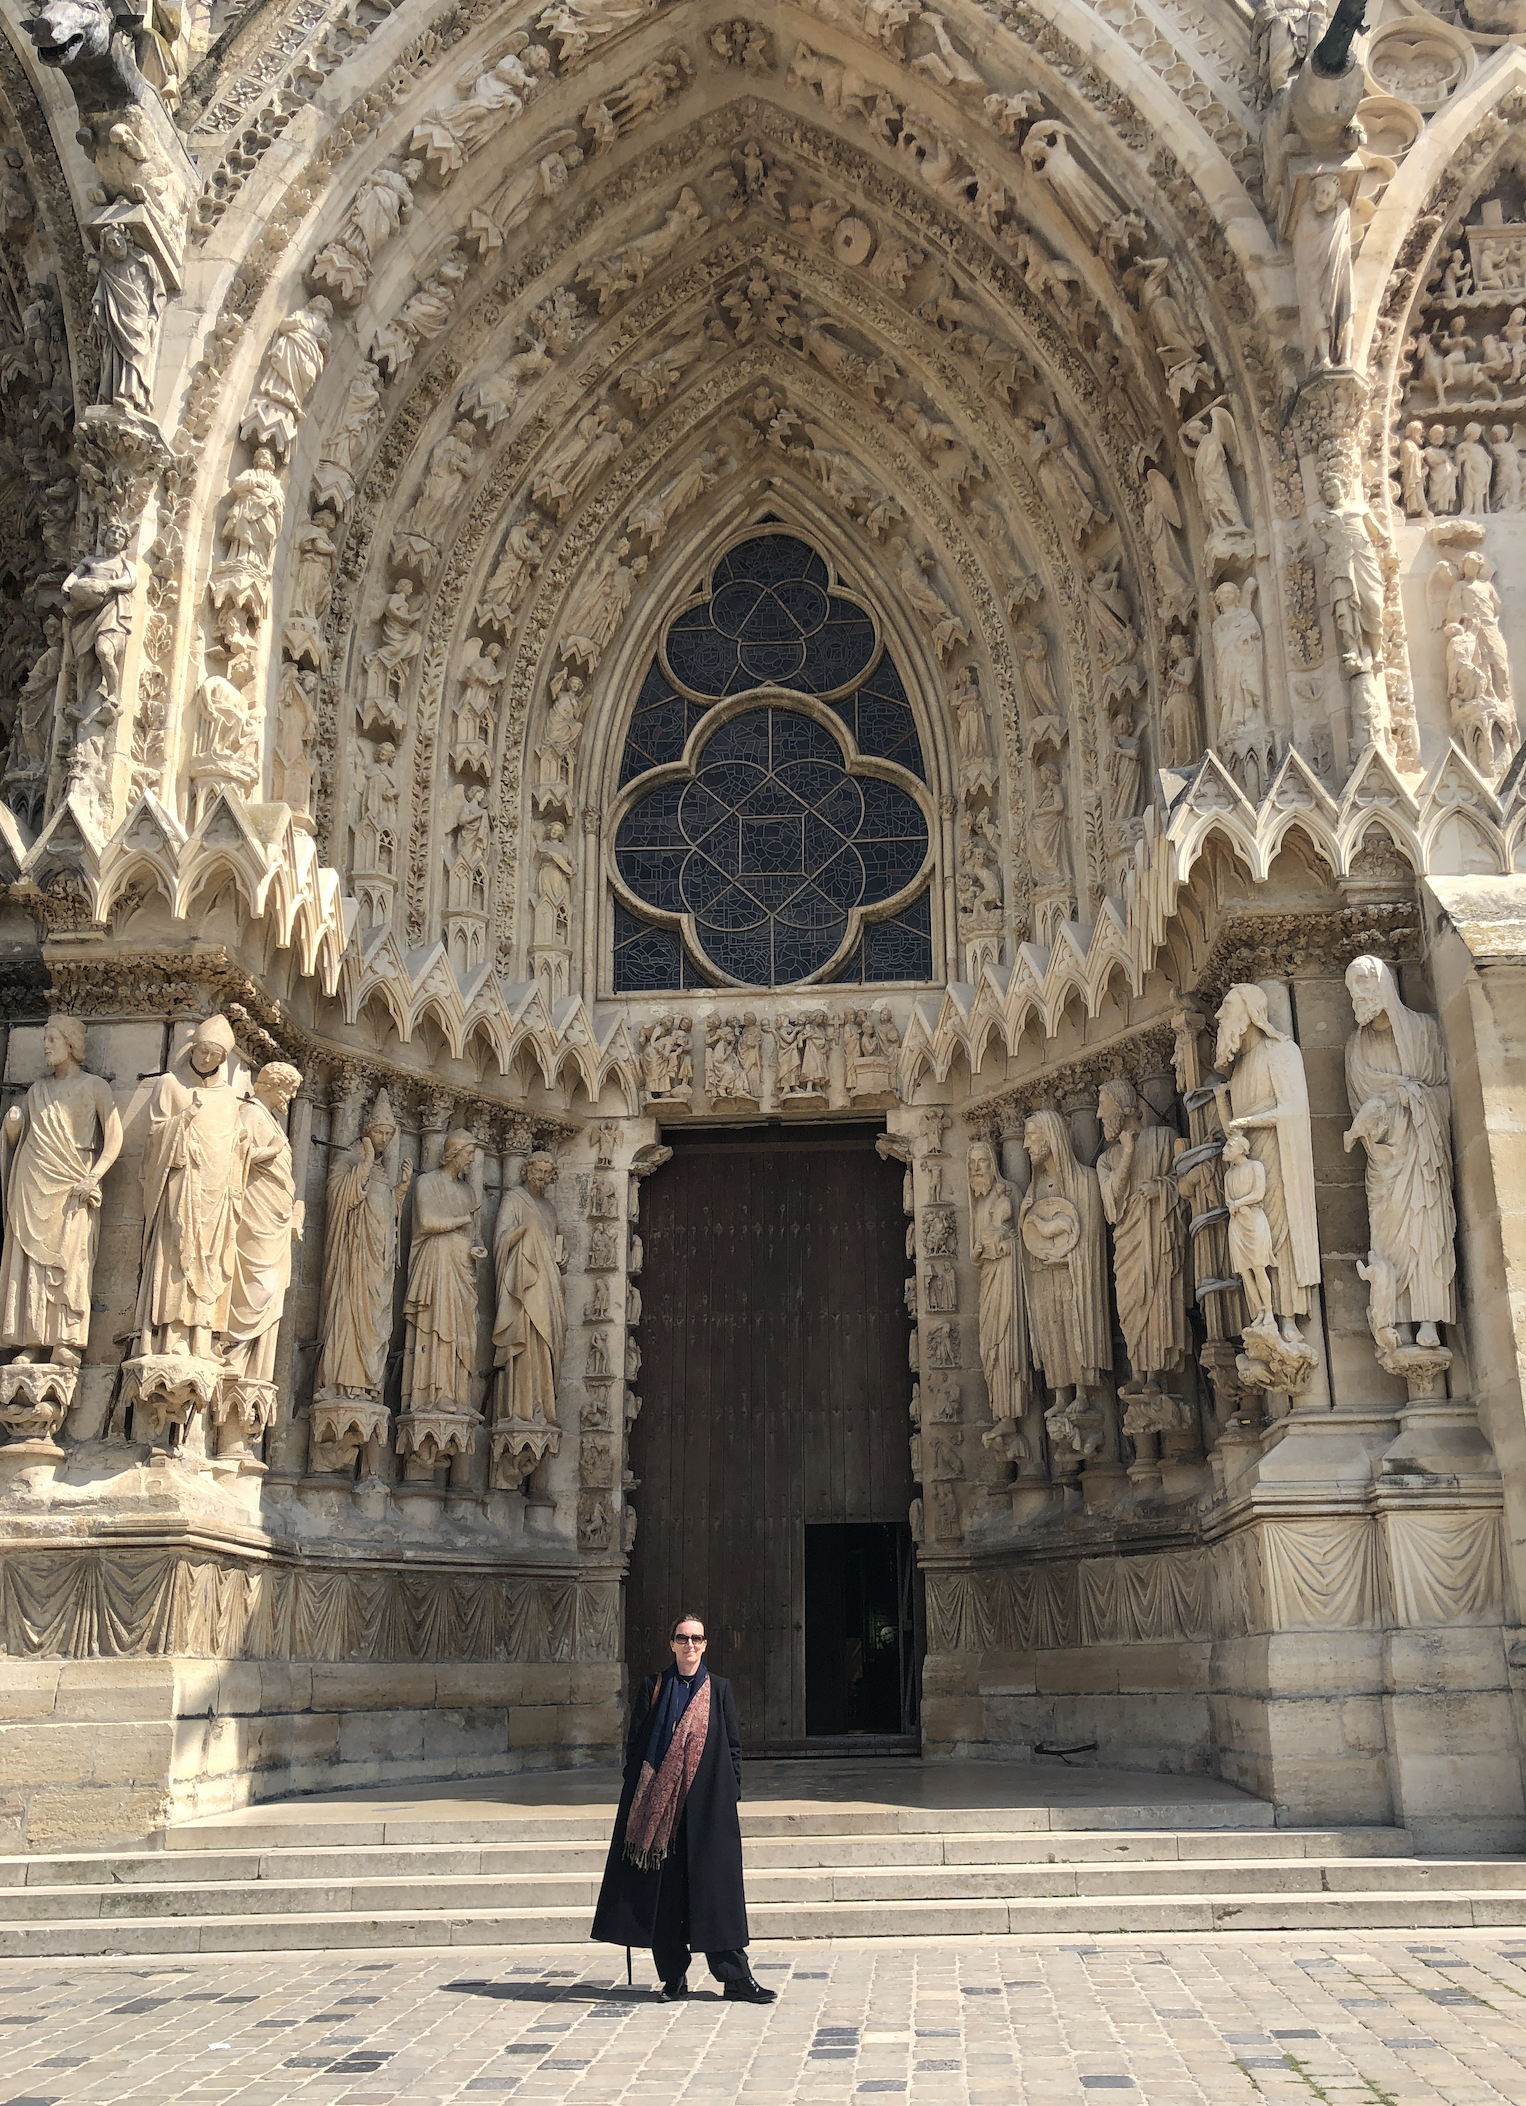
0, 1655, 621, 1850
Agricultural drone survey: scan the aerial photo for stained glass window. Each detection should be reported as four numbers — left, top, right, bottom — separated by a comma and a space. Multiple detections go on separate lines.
612, 531, 934, 992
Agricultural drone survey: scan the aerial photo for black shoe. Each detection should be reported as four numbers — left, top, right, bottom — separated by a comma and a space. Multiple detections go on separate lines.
659, 1977, 689, 2001
724, 1977, 777, 2003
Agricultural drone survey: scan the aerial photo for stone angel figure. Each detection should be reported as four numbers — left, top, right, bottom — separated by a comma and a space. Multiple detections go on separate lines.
0, 1015, 122, 1370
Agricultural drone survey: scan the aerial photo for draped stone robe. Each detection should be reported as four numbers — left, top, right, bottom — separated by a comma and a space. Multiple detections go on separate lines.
492, 1185, 566, 1426
224, 1097, 296, 1386
137, 1076, 249, 1356
1096, 1123, 1188, 1380
1345, 976, 1456, 1328
402, 1164, 481, 1416
0, 1073, 106, 1350
1223, 1028, 1319, 1320
318, 1136, 404, 1398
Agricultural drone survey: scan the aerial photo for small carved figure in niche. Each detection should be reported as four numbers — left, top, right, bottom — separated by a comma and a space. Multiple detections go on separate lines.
948, 662, 988, 765
531, 820, 574, 947
317, 1089, 411, 1403
1315, 475, 1388, 744
367, 249, 470, 383
401, 1129, 485, 1421
311, 163, 419, 305
888, 537, 968, 658
1107, 702, 1144, 826
1142, 468, 1197, 627
283, 510, 338, 671
0, 1016, 122, 1366
461, 338, 552, 432
1490, 425, 1523, 514
63, 522, 134, 730
1399, 420, 1428, 518
1179, 405, 1253, 565
1293, 172, 1355, 371
493, 1151, 567, 1427
1030, 760, 1072, 889
587, 1174, 618, 1218
209, 448, 284, 642
1161, 631, 1200, 766
586, 1279, 610, 1322
364, 580, 423, 729
1014, 623, 1062, 750
559, 538, 645, 670
1436, 550, 1514, 734
1020, 412, 1106, 546
355, 738, 400, 871
1085, 555, 1143, 703
1130, 256, 1211, 406
1424, 425, 1458, 515
192, 669, 261, 807
638, 1015, 692, 1100
1252, 0, 1323, 101
1222, 1130, 1276, 1322
1212, 580, 1272, 802
968, 1139, 1028, 1429
588, 1221, 620, 1270
1213, 983, 1320, 1344
221, 1062, 305, 1416
1018, 1108, 1111, 1429
90, 221, 164, 415
739, 1014, 763, 1100
627, 446, 731, 546
532, 402, 631, 518
1342, 955, 1456, 1353
137, 1015, 246, 1365
1021, 120, 1141, 261
241, 299, 333, 459
707, 1014, 755, 1101
1096, 1078, 1187, 1391
7, 616, 63, 790
400, 420, 481, 556
313, 362, 383, 514
452, 638, 503, 776
587, 1330, 610, 1378
957, 806, 1004, 918
1457, 424, 1494, 516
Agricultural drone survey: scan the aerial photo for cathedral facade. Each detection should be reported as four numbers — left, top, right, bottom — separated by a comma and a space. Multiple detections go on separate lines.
1, 0, 1525, 1856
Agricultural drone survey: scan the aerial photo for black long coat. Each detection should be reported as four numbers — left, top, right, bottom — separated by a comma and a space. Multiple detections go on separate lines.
590, 1668, 749, 1952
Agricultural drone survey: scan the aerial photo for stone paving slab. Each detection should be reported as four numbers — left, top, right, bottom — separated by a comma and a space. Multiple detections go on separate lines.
2, 1930, 1526, 2102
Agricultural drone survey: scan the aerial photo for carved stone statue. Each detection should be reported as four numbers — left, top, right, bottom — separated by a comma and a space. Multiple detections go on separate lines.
283, 511, 337, 671
1179, 405, 1254, 568
1018, 1108, 1111, 1429
62, 522, 134, 730
397, 419, 480, 559
1315, 474, 1387, 713
316, 1089, 411, 1406
1212, 579, 1272, 801
399, 1129, 485, 1456
1096, 1078, 1187, 1390
90, 221, 164, 414
1342, 956, 1456, 1354
968, 1139, 1028, 1427
492, 1151, 567, 1473
1021, 120, 1139, 260
313, 362, 383, 514
220, 1062, 304, 1445
0, 1015, 122, 1369
1214, 983, 1321, 1376
1293, 172, 1355, 372
311, 163, 419, 305
1161, 631, 1201, 767
209, 448, 284, 631
638, 1016, 692, 1101
363, 582, 423, 729
479, 514, 547, 631
241, 300, 333, 459
132, 1014, 248, 1425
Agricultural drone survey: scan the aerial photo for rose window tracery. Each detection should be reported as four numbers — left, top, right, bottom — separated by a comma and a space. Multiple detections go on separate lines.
611, 533, 934, 991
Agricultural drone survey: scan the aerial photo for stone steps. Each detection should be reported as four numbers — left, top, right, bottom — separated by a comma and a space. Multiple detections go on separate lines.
2, 1763, 1521, 1954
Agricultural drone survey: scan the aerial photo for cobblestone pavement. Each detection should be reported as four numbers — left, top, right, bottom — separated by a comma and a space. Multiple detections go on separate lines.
3, 1932, 1526, 2104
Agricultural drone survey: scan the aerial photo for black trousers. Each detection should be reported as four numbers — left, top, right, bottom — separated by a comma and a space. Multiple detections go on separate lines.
650, 1822, 749, 1987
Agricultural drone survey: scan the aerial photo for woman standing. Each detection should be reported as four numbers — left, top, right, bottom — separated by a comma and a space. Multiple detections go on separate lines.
592, 1613, 776, 2003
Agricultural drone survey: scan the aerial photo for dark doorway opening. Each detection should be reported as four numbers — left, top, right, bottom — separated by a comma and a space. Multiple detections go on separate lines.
805, 1521, 918, 1745
626, 1122, 918, 1753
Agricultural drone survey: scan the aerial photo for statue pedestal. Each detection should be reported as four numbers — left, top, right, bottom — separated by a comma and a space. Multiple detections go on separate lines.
1081, 1459, 1130, 1512
490, 1414, 560, 1491
123, 1353, 222, 1446
0, 1435, 66, 1493
310, 1391, 390, 1474
0, 1361, 77, 1444
395, 1409, 479, 1472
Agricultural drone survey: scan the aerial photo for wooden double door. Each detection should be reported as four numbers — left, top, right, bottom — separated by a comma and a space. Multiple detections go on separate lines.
627, 1124, 918, 1753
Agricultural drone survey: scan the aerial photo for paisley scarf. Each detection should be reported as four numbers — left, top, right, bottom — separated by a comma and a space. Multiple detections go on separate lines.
624, 1665, 711, 1872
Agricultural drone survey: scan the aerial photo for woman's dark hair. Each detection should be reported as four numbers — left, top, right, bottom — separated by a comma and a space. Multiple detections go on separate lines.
669, 1611, 706, 1640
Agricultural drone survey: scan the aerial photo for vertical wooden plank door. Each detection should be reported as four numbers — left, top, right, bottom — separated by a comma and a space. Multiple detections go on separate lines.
626, 1124, 914, 1753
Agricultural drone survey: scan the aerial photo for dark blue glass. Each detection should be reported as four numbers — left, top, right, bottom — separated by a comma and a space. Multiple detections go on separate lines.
613, 903, 714, 992
835, 886, 933, 984
616, 701, 927, 985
